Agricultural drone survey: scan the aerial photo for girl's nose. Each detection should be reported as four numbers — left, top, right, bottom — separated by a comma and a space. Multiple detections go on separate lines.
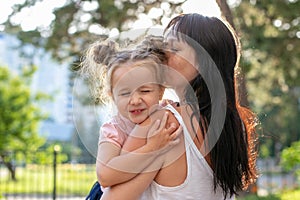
129, 92, 141, 105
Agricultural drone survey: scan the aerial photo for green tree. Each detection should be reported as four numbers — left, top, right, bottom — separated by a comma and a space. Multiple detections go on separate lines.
0, 66, 46, 180
33, 143, 68, 164
3, 0, 300, 161
232, 0, 300, 158
281, 140, 300, 177
3, 0, 184, 62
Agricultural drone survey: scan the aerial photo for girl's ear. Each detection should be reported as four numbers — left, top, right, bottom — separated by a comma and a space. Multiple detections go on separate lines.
108, 91, 114, 101
159, 87, 165, 100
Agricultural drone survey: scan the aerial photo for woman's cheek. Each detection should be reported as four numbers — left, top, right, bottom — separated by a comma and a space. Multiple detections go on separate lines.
167, 54, 180, 69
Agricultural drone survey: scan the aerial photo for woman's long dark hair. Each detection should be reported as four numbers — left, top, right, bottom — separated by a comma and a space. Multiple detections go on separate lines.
165, 14, 258, 198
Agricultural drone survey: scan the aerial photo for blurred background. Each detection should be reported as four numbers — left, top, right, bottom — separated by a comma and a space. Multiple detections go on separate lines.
0, 0, 299, 199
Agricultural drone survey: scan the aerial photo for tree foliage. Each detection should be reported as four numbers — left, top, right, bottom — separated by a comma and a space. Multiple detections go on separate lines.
33, 143, 68, 165
3, 0, 184, 62
232, 0, 300, 158
2, 0, 300, 160
0, 66, 46, 180
281, 141, 300, 171
281, 140, 300, 180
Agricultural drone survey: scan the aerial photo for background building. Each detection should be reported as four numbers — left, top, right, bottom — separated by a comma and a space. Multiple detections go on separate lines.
0, 33, 73, 141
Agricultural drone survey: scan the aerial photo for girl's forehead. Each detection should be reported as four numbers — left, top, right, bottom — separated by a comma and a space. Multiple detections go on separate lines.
113, 61, 155, 75
116, 65, 156, 79
112, 64, 158, 88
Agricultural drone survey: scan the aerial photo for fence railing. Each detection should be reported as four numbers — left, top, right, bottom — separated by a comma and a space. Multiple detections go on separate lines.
1, 156, 298, 199
0, 161, 96, 200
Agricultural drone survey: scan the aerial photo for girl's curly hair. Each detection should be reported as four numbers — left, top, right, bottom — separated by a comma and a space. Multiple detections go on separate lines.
79, 35, 167, 104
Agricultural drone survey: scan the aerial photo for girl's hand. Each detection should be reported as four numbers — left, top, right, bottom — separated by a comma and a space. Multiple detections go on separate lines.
146, 112, 182, 153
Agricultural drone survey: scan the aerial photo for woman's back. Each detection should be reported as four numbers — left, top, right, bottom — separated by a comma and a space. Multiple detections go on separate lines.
141, 105, 233, 200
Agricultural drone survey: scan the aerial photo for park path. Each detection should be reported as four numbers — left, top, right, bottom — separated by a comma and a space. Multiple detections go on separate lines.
3, 194, 84, 200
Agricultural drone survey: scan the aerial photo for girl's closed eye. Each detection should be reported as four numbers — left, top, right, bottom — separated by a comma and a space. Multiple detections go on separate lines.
119, 91, 131, 96
140, 89, 152, 93
139, 85, 156, 94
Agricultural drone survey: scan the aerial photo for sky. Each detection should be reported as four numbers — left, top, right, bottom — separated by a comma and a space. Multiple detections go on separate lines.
0, 0, 229, 32
0, 0, 66, 31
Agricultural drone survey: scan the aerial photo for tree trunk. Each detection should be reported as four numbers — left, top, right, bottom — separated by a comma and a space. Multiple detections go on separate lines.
215, 0, 248, 107
215, 0, 235, 30
5, 161, 16, 181
0, 155, 17, 181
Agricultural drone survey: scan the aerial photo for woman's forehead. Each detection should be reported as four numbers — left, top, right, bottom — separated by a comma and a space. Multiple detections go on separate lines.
165, 31, 187, 44
165, 30, 176, 40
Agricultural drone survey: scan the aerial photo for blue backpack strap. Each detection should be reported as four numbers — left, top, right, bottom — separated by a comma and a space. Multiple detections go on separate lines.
86, 181, 103, 200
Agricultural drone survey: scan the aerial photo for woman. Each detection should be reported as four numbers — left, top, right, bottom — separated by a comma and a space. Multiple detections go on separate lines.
100, 13, 258, 200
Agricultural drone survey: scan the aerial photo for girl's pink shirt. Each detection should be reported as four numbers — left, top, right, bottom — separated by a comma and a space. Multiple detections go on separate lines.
99, 113, 135, 148
99, 100, 174, 147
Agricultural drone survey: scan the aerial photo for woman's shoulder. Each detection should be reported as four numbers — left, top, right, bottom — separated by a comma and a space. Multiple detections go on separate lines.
160, 99, 180, 108
150, 100, 181, 129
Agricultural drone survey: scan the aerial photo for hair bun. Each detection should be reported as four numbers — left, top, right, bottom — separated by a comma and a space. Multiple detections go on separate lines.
93, 40, 117, 65
135, 35, 167, 62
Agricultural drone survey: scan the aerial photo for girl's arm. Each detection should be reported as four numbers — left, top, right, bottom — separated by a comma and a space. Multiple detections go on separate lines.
97, 112, 181, 187
100, 109, 181, 199
100, 171, 158, 200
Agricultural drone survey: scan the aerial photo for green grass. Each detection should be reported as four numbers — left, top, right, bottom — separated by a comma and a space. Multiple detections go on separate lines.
236, 194, 280, 200
281, 189, 300, 200
236, 189, 300, 200
1, 165, 300, 199
0, 164, 96, 196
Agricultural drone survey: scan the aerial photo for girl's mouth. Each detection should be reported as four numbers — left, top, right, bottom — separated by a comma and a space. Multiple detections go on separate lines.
129, 109, 145, 114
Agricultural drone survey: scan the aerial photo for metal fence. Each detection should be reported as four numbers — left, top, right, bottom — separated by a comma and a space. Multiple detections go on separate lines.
1, 155, 298, 199
0, 150, 96, 200
256, 159, 299, 196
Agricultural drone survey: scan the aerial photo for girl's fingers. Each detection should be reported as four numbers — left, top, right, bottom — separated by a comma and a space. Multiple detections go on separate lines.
164, 122, 177, 134
148, 119, 161, 137
157, 112, 169, 131
167, 126, 182, 147
170, 126, 182, 140
169, 138, 180, 146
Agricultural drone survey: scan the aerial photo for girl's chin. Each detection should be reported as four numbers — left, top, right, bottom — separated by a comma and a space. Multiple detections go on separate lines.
129, 116, 147, 124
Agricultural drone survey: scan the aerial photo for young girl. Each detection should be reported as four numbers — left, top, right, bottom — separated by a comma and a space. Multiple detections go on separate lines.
80, 36, 182, 189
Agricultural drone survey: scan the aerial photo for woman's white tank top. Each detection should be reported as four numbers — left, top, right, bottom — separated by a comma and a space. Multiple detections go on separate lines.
140, 105, 234, 200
